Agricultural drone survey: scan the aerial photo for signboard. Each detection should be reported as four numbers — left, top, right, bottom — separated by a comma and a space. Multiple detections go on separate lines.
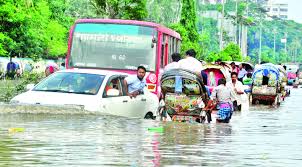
281, 38, 287, 43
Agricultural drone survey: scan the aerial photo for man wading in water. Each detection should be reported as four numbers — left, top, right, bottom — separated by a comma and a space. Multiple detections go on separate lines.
204, 78, 235, 123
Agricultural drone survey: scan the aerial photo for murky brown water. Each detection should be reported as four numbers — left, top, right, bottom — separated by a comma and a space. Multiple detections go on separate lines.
0, 88, 302, 166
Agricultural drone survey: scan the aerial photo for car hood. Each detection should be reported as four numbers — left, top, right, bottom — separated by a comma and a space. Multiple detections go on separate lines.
11, 91, 99, 111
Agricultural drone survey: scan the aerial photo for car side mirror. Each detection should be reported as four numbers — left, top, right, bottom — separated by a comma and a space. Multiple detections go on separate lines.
26, 84, 35, 91
107, 89, 120, 97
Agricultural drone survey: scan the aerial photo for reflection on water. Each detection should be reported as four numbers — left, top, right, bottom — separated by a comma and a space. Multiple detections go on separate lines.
0, 89, 302, 166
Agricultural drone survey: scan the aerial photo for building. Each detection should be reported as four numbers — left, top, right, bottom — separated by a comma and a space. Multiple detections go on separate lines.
200, 0, 227, 4
266, 3, 288, 19
256, 0, 288, 20
251, 0, 269, 4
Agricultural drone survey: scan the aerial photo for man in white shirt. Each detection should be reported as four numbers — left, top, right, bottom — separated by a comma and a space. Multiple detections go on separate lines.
178, 49, 203, 76
123, 66, 146, 98
226, 72, 245, 111
164, 53, 181, 72
238, 64, 247, 82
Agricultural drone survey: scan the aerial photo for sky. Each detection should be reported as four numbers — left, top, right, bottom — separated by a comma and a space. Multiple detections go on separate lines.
275, 0, 302, 23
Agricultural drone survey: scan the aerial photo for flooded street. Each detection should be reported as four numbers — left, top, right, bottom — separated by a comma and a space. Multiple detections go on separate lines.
0, 88, 302, 166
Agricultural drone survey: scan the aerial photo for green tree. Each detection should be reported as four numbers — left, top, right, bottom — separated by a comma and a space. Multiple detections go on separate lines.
122, 0, 147, 20
170, 0, 203, 59
180, 0, 198, 43
219, 42, 243, 61
90, 0, 147, 20
0, 0, 70, 59
147, 0, 181, 24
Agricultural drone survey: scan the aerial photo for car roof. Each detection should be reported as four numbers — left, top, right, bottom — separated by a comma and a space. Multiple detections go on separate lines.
57, 68, 130, 76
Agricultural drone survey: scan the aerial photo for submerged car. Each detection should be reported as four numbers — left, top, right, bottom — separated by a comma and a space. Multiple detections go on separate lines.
10, 69, 159, 119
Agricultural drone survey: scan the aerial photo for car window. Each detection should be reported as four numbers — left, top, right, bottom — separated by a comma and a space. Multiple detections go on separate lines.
104, 76, 123, 97
33, 72, 105, 95
119, 76, 128, 96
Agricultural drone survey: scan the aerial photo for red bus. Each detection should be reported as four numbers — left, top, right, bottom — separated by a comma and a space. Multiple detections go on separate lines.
66, 19, 181, 97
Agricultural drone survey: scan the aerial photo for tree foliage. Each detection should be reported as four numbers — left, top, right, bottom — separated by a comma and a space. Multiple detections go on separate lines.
147, 0, 181, 24
169, 0, 203, 59
0, 0, 70, 59
90, 0, 147, 20
205, 42, 242, 62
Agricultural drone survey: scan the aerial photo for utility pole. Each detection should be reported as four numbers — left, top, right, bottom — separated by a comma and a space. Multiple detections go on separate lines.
284, 32, 287, 54
273, 28, 277, 61
258, 21, 262, 64
219, 0, 225, 51
235, 0, 238, 44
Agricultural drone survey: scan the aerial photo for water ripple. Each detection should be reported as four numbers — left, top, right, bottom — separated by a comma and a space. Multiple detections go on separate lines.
0, 88, 302, 166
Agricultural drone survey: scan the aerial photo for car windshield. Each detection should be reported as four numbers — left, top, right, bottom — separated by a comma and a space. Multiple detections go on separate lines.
33, 72, 105, 95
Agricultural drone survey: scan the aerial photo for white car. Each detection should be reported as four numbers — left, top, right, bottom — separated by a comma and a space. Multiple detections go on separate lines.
10, 69, 159, 119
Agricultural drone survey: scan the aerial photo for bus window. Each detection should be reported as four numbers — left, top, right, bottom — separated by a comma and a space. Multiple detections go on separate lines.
171, 37, 175, 54
176, 39, 181, 53
69, 23, 157, 71
168, 37, 173, 63
161, 35, 167, 68
165, 36, 169, 66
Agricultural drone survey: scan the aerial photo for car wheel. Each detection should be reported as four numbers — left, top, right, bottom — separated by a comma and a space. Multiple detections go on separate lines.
144, 112, 154, 120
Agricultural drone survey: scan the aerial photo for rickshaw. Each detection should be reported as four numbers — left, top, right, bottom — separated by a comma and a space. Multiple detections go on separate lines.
299, 72, 302, 85
285, 64, 298, 85
251, 63, 282, 105
201, 64, 231, 93
158, 69, 211, 123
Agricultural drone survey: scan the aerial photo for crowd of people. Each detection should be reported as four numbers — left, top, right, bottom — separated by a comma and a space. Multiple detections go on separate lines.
122, 48, 251, 123
0, 57, 65, 79
161, 49, 250, 123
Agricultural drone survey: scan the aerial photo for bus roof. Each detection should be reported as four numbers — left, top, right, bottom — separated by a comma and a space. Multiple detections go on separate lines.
75, 19, 181, 39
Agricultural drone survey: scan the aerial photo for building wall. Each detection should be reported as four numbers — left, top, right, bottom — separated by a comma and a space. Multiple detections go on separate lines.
265, 2, 288, 19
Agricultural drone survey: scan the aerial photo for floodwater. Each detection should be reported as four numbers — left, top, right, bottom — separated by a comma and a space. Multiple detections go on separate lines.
0, 88, 302, 166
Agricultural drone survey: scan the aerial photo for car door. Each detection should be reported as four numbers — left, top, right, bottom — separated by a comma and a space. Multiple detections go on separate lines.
133, 87, 150, 117
119, 76, 145, 118
101, 75, 141, 118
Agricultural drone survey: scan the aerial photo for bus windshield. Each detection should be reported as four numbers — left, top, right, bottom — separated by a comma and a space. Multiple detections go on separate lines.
69, 23, 157, 71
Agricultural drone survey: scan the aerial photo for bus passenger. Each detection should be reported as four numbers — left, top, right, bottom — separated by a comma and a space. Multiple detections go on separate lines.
123, 66, 146, 98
